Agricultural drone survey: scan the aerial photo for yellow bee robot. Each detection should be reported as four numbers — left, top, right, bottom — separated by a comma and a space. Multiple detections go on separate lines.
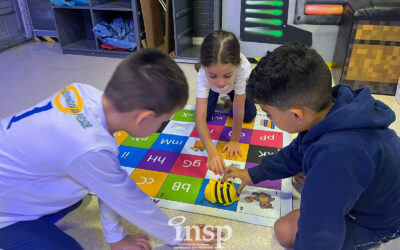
204, 179, 240, 206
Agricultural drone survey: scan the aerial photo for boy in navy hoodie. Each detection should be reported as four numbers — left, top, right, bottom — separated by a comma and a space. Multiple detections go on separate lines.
223, 43, 400, 249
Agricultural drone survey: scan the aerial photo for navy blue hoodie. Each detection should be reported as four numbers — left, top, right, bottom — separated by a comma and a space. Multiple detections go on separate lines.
248, 84, 400, 249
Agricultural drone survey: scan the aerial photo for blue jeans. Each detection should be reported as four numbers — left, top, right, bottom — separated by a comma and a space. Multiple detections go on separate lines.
0, 201, 83, 250
342, 215, 400, 249
206, 89, 256, 122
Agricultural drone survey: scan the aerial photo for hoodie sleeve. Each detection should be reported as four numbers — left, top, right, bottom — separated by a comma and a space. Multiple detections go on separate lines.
294, 143, 375, 250
247, 135, 303, 183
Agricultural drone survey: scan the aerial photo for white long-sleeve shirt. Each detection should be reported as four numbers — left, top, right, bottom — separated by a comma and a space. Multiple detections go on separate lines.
0, 83, 183, 245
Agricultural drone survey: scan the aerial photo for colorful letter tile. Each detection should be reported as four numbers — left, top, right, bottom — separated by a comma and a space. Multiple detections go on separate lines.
171, 109, 196, 122
163, 121, 195, 136
130, 169, 168, 197
151, 134, 188, 153
137, 149, 179, 173
190, 124, 223, 140
118, 145, 148, 168
206, 112, 228, 126
113, 130, 129, 145
181, 137, 218, 157
225, 116, 255, 129
170, 154, 208, 178
156, 174, 204, 204
246, 145, 280, 164
121, 133, 160, 149
219, 127, 253, 144
216, 141, 249, 162
250, 130, 283, 148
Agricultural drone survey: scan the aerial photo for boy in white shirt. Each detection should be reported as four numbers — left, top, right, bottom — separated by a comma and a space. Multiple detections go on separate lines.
0, 49, 218, 249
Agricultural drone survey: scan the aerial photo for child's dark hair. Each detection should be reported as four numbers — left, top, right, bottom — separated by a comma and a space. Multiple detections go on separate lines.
105, 49, 188, 115
246, 42, 332, 112
200, 30, 240, 67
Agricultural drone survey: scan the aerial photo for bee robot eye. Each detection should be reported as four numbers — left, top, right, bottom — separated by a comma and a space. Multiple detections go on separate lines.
204, 179, 240, 206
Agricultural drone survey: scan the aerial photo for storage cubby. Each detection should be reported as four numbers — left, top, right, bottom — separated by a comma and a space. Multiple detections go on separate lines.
92, 9, 133, 26
52, 0, 143, 57
92, 10, 134, 53
53, 8, 96, 51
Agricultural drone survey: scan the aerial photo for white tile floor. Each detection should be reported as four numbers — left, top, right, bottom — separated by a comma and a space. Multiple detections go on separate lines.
0, 41, 399, 249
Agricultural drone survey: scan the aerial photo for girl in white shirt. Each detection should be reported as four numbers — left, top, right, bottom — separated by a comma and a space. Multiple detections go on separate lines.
196, 30, 256, 175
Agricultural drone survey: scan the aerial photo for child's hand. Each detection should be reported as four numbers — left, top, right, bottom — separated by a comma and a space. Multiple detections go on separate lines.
180, 224, 225, 249
207, 149, 226, 175
222, 166, 252, 194
294, 172, 306, 186
109, 234, 152, 250
222, 141, 242, 160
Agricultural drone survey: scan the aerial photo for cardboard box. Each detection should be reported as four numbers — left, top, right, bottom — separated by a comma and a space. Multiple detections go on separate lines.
140, 0, 164, 49
139, 0, 174, 54
396, 77, 400, 104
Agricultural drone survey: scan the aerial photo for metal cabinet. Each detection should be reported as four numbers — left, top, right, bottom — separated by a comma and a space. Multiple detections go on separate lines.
0, 0, 27, 49
172, 0, 221, 62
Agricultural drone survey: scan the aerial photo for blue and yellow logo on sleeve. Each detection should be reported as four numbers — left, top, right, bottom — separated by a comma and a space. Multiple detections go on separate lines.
6, 85, 92, 130
54, 86, 92, 129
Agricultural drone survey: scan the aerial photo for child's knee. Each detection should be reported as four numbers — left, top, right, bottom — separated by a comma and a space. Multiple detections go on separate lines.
274, 218, 291, 247
274, 213, 298, 248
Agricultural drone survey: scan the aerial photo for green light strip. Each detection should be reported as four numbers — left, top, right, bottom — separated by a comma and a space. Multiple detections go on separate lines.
245, 17, 282, 26
246, 1, 284, 7
244, 27, 283, 37
245, 9, 283, 16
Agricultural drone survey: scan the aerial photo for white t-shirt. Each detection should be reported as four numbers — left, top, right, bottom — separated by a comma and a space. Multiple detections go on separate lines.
196, 53, 251, 98
0, 83, 183, 245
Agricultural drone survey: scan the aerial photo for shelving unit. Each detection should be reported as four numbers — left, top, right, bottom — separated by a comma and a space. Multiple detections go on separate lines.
52, 0, 144, 57
52, 0, 221, 60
